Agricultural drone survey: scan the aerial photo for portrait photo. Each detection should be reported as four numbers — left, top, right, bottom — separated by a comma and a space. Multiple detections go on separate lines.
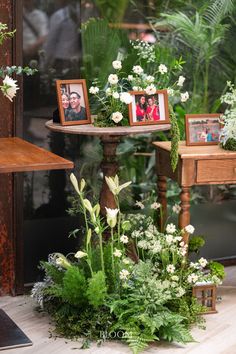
128, 90, 170, 126
185, 114, 221, 146
56, 79, 91, 126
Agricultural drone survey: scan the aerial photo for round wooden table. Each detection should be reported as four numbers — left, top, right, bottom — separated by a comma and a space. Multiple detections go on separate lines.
46, 121, 171, 213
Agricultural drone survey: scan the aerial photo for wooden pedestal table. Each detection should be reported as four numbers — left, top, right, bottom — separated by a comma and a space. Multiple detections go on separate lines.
45, 121, 171, 214
153, 141, 236, 244
0, 137, 73, 350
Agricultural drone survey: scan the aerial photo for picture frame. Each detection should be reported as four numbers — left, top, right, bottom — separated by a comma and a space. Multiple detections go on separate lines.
128, 89, 170, 126
185, 113, 221, 146
56, 79, 91, 126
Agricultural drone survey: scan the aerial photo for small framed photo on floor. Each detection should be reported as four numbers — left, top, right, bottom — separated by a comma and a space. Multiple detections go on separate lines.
56, 79, 91, 125
128, 89, 170, 126
185, 113, 221, 146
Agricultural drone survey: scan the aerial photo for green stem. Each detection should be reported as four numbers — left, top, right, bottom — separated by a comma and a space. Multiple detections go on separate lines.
115, 196, 121, 247
98, 229, 105, 273
111, 227, 115, 275
86, 259, 94, 277
203, 60, 209, 112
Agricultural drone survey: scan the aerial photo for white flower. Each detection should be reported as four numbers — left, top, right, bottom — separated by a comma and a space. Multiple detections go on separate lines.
166, 264, 175, 273
187, 273, 199, 284
158, 64, 168, 74
74, 251, 87, 259
105, 175, 131, 196
112, 92, 120, 99
167, 88, 174, 96
113, 248, 122, 257
105, 207, 119, 228
185, 224, 195, 234
171, 275, 179, 282
166, 234, 174, 244
166, 223, 176, 234
146, 75, 155, 83
112, 60, 122, 70
106, 87, 112, 96
151, 202, 161, 210
176, 288, 185, 297
177, 75, 185, 87
198, 257, 208, 268
89, 86, 99, 94
120, 92, 133, 104
172, 204, 181, 214
180, 91, 189, 102
175, 236, 182, 241
119, 269, 130, 280
111, 111, 123, 123
108, 74, 119, 85
137, 240, 149, 249
132, 65, 143, 75
128, 75, 134, 81
120, 235, 129, 244
135, 201, 145, 209
2, 75, 19, 101
122, 258, 131, 264
145, 84, 156, 95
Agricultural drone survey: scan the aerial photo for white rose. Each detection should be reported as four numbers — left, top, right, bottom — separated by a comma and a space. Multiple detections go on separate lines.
158, 64, 168, 74
177, 75, 185, 87
145, 84, 156, 95
112, 91, 120, 99
111, 111, 123, 123
181, 91, 189, 102
89, 86, 99, 94
120, 92, 133, 104
185, 224, 195, 234
108, 74, 119, 85
132, 65, 143, 75
146, 75, 155, 83
2, 75, 19, 101
112, 60, 122, 70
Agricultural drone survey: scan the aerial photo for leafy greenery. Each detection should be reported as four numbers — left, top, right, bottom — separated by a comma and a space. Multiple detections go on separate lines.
208, 261, 226, 280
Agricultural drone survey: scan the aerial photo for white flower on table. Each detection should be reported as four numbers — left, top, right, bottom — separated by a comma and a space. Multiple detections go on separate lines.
166, 223, 176, 234
120, 92, 133, 104
180, 91, 189, 102
108, 74, 119, 85
158, 64, 168, 74
120, 235, 129, 244
1, 75, 19, 101
113, 248, 122, 257
119, 269, 130, 280
172, 204, 181, 214
112, 60, 122, 70
185, 224, 195, 234
166, 264, 175, 273
132, 65, 143, 75
198, 257, 208, 268
111, 111, 123, 123
145, 84, 156, 95
89, 86, 99, 94
177, 75, 186, 87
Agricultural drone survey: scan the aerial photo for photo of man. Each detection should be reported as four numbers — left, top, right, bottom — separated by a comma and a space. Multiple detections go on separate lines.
65, 91, 86, 121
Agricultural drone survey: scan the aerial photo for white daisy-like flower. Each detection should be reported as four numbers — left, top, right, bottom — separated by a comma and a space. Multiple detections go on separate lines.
89, 86, 99, 94
111, 111, 123, 123
151, 202, 161, 210
177, 75, 185, 87
146, 75, 155, 83
2, 75, 19, 101
172, 204, 181, 214
132, 65, 143, 75
128, 75, 134, 81
158, 64, 168, 74
120, 92, 133, 104
112, 92, 119, 99
120, 235, 129, 244
112, 60, 122, 70
180, 91, 189, 102
166, 223, 176, 234
119, 269, 130, 280
185, 224, 195, 234
113, 248, 122, 257
108, 74, 119, 85
135, 201, 145, 209
145, 84, 156, 95
198, 257, 208, 268
166, 264, 175, 273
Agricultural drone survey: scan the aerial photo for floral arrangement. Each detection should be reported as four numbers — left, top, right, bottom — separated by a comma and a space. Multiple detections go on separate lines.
89, 40, 189, 128
219, 81, 236, 151
31, 174, 224, 354
0, 23, 36, 101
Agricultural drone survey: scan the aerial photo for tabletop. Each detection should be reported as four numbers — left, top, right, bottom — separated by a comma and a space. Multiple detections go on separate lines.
0, 137, 73, 173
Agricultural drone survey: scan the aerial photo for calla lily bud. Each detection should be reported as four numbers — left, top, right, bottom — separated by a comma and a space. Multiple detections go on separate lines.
80, 178, 86, 192
70, 173, 80, 195
94, 226, 100, 234
83, 199, 93, 213
74, 250, 88, 259
86, 229, 92, 246
56, 256, 71, 269
93, 203, 100, 217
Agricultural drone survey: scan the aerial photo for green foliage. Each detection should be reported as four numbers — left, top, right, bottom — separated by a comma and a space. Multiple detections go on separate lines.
123, 326, 157, 354
169, 106, 180, 171
40, 260, 64, 284
208, 261, 226, 279
221, 138, 236, 151
60, 266, 87, 307
188, 235, 205, 253
94, 0, 129, 22
86, 271, 107, 308
0, 23, 15, 45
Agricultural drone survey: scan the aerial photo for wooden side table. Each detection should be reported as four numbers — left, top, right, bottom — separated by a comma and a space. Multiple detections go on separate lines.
153, 141, 236, 243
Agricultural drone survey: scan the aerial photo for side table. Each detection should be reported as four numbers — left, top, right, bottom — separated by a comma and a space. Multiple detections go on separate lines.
46, 121, 170, 214
153, 141, 236, 243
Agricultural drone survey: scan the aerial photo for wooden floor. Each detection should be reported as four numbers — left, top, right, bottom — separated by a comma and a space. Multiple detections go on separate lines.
0, 267, 236, 354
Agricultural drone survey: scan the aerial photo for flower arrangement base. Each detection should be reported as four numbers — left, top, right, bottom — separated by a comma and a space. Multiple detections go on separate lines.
221, 138, 236, 151
192, 283, 217, 314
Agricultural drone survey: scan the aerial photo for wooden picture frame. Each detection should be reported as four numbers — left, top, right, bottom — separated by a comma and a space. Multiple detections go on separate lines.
56, 79, 91, 126
128, 89, 170, 126
185, 113, 221, 146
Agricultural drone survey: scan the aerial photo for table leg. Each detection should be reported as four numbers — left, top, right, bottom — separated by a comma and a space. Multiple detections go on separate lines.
157, 175, 167, 232
179, 186, 191, 244
100, 136, 121, 215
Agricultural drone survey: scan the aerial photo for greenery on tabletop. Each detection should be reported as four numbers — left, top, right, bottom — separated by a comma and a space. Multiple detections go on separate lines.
220, 81, 236, 150
32, 174, 224, 354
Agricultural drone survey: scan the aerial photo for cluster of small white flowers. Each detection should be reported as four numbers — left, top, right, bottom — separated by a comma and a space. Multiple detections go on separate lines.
137, 240, 149, 250
112, 91, 119, 99
131, 40, 156, 62
89, 86, 99, 94
187, 273, 199, 284
220, 82, 236, 145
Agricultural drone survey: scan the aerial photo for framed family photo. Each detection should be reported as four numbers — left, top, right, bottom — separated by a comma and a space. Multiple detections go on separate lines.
128, 89, 170, 126
185, 113, 221, 146
56, 79, 91, 126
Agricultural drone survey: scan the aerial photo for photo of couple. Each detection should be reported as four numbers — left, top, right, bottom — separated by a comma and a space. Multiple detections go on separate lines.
56, 80, 90, 126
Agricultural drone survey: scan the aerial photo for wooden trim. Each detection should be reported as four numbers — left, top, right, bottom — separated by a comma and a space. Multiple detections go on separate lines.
110, 22, 170, 32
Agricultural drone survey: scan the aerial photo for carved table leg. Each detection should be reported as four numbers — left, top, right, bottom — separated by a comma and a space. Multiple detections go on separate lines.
157, 175, 167, 232
179, 186, 191, 244
99, 135, 121, 215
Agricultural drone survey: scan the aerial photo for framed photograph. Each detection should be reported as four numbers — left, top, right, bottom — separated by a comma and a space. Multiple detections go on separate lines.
128, 90, 170, 126
56, 79, 91, 126
185, 113, 221, 146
